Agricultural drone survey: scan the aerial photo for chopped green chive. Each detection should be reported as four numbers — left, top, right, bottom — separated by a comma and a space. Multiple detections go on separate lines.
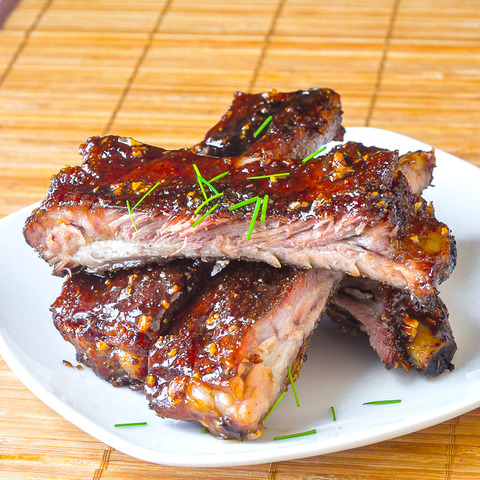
287, 365, 300, 407
247, 173, 290, 180
228, 196, 259, 211
363, 399, 402, 405
114, 422, 147, 428
302, 146, 327, 164
199, 428, 207, 434
260, 194, 269, 222
246, 197, 262, 241
228, 195, 267, 241
126, 181, 161, 232
192, 203, 220, 228
132, 181, 161, 210
193, 164, 221, 199
253, 115, 273, 138
193, 164, 208, 200
194, 192, 224, 215
126, 200, 138, 232
357, 151, 362, 157
199, 176, 219, 195
331, 406, 336, 422
263, 391, 286, 423
274, 429, 317, 441
208, 171, 230, 183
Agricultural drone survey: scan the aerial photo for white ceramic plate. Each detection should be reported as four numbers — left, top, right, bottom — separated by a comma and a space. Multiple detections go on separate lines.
1, 127, 480, 467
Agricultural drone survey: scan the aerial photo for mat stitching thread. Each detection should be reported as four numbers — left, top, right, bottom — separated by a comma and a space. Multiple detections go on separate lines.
267, 461, 278, 480
444, 416, 459, 480
248, 0, 287, 92
365, 0, 401, 126
102, 0, 174, 135
92, 446, 113, 480
0, 0, 53, 91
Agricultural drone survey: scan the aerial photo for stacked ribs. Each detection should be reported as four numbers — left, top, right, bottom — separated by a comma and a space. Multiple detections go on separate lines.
24, 88, 457, 440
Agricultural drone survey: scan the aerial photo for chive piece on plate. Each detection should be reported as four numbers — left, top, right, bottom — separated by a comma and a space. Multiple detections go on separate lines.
331, 406, 337, 422
114, 422, 148, 428
363, 400, 402, 405
287, 365, 300, 407
274, 429, 317, 441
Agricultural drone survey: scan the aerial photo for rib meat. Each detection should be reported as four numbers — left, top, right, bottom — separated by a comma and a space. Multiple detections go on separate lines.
327, 276, 456, 376
193, 88, 344, 159
325, 147, 456, 376
23, 88, 346, 272
24, 134, 454, 299
396, 149, 435, 195
146, 262, 342, 439
51, 260, 206, 389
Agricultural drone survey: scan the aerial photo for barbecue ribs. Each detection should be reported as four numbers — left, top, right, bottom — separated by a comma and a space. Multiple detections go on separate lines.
51, 261, 207, 389
328, 276, 456, 376
146, 262, 342, 439
24, 136, 454, 299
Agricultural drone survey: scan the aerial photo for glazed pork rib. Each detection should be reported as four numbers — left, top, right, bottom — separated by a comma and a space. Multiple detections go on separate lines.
193, 88, 344, 158
24, 88, 346, 270
327, 276, 456, 376
51, 260, 207, 389
24, 134, 455, 299
324, 148, 456, 376
146, 262, 342, 440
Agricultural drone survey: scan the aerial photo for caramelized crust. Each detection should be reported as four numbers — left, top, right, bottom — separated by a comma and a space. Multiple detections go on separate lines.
194, 88, 345, 158
147, 262, 342, 439
328, 276, 456, 376
51, 260, 206, 388
24, 88, 454, 300
24, 134, 454, 299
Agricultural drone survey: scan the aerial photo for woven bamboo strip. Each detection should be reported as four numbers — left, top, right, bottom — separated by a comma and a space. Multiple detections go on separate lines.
0, 30, 25, 77
109, 33, 267, 147
35, 0, 167, 33
275, 0, 395, 39
160, 0, 281, 36
371, 40, 480, 165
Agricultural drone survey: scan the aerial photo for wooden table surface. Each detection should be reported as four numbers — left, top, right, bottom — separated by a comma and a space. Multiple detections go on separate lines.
1, 1, 479, 479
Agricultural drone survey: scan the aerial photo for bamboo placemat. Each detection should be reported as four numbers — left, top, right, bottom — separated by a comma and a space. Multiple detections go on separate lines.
1, 0, 479, 479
